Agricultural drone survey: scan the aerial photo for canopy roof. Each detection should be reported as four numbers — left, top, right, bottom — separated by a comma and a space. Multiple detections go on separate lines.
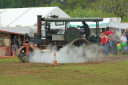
42, 18, 103, 22
0, 27, 33, 36
67, 18, 121, 28
68, 18, 110, 28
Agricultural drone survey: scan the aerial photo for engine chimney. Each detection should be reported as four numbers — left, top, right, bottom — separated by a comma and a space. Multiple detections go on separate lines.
37, 15, 42, 35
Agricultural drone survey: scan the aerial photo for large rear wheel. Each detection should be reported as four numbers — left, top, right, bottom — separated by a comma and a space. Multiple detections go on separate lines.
69, 38, 91, 47
69, 38, 101, 59
69, 38, 91, 57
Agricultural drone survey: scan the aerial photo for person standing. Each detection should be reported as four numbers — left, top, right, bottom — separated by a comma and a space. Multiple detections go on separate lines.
120, 32, 127, 52
4, 36, 11, 56
125, 28, 128, 50
100, 32, 108, 55
13, 35, 19, 53
106, 34, 110, 55
79, 22, 90, 40
108, 30, 120, 55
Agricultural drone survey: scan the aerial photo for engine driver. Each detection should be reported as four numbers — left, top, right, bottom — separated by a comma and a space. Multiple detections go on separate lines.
79, 21, 90, 40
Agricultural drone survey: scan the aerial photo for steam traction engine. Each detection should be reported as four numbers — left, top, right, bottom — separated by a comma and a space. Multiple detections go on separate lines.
17, 15, 103, 63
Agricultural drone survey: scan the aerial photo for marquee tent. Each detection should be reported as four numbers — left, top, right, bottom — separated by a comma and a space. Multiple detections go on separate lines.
107, 19, 128, 29
0, 7, 70, 36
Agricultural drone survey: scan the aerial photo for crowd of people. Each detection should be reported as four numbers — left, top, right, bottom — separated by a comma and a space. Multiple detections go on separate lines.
100, 29, 128, 55
3, 28, 128, 56
3, 34, 30, 56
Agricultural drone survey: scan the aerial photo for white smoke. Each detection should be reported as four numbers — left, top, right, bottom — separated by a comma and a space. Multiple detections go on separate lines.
29, 44, 103, 63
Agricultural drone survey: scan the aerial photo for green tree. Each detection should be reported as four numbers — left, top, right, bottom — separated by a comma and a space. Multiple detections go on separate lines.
0, 0, 10, 8
93, 0, 128, 18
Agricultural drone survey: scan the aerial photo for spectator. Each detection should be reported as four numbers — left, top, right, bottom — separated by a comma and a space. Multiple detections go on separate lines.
125, 28, 128, 50
120, 32, 127, 52
108, 30, 120, 55
13, 35, 20, 53
100, 32, 108, 55
106, 34, 110, 55
4, 36, 11, 56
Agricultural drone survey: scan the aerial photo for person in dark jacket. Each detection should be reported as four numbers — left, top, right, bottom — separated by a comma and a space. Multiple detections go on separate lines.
13, 35, 18, 52
79, 21, 90, 40
13, 35, 20, 52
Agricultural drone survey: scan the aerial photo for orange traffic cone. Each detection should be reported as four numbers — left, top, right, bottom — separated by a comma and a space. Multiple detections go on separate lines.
53, 52, 57, 65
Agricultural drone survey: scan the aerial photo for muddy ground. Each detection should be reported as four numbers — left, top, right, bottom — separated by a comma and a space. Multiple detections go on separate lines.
0, 55, 128, 76
1, 56, 128, 85
0, 55, 128, 68
102, 56, 128, 62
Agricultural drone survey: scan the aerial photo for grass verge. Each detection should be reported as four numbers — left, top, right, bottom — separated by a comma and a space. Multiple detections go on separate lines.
0, 57, 128, 85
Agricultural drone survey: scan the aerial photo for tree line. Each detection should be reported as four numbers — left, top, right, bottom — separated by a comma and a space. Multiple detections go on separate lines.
0, 0, 128, 21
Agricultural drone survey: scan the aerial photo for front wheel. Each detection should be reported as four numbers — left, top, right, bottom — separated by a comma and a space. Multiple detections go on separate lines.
16, 46, 34, 63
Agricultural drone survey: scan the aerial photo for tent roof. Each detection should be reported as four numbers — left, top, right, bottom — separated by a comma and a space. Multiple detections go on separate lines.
107, 20, 128, 29
0, 27, 33, 36
0, 7, 70, 36
0, 7, 70, 27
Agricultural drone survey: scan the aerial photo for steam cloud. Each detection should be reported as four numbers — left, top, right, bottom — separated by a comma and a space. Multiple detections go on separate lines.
29, 44, 103, 63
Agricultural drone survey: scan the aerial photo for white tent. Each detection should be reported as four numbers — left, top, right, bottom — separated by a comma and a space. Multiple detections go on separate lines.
107, 19, 128, 37
0, 7, 70, 36
107, 20, 128, 29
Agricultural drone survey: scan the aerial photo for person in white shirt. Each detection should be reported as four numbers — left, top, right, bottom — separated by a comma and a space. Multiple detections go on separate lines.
4, 36, 11, 56
120, 32, 127, 51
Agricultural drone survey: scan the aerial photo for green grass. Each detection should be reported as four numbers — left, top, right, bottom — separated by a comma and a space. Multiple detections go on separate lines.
0, 58, 128, 85
0, 58, 19, 62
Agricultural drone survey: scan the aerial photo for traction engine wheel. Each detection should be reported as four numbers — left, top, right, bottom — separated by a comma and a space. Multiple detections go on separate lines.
17, 46, 34, 63
69, 38, 91, 47
68, 38, 91, 58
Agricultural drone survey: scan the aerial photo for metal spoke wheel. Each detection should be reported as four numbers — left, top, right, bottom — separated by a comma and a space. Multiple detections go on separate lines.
17, 46, 34, 63
69, 38, 91, 47
69, 38, 102, 58
69, 38, 91, 57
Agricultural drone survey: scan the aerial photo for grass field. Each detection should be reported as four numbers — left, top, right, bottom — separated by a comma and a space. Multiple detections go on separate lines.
0, 57, 128, 85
